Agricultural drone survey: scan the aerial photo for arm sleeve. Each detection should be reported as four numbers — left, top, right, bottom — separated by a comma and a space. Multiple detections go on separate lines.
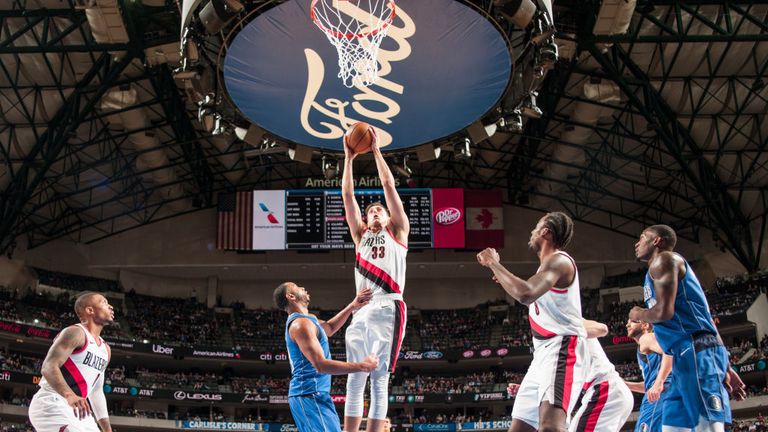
89, 373, 109, 421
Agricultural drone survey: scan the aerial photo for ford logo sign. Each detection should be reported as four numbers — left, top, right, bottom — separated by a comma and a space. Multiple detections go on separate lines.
480, 349, 492, 357
434, 207, 461, 225
462, 350, 475, 358
422, 351, 443, 359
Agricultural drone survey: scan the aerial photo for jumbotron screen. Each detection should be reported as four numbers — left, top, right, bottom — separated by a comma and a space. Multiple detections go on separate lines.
219, 189, 465, 250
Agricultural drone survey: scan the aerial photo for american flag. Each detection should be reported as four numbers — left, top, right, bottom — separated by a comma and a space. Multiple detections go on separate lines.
217, 192, 253, 250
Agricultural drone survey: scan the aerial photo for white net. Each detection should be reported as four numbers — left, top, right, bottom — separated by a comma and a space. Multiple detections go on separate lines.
311, 0, 396, 88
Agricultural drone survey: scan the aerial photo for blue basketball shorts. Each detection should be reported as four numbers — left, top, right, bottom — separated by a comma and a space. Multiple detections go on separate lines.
288, 392, 342, 432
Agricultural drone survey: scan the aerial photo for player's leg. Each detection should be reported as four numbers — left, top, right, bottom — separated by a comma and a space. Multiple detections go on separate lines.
344, 311, 371, 432
538, 401, 568, 432
291, 394, 340, 432
568, 381, 607, 432
685, 342, 730, 432
365, 300, 405, 432
510, 352, 547, 431
661, 341, 696, 432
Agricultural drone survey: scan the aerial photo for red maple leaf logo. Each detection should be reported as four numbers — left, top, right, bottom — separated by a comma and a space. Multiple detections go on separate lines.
476, 209, 494, 229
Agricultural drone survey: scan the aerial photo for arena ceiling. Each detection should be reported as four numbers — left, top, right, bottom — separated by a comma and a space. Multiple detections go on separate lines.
0, 0, 766, 271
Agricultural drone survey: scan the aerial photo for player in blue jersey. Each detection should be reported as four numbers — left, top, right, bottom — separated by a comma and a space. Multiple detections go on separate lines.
624, 319, 672, 432
274, 282, 379, 432
629, 224, 746, 432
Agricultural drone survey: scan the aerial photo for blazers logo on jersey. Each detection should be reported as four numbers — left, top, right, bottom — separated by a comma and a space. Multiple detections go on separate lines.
361, 234, 386, 248
82, 351, 108, 372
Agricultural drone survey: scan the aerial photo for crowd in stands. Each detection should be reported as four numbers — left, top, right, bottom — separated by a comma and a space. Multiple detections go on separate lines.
418, 304, 501, 351
32, 267, 119, 292
0, 423, 33, 432
0, 267, 764, 360
0, 349, 41, 375
731, 415, 767, 432
127, 292, 222, 347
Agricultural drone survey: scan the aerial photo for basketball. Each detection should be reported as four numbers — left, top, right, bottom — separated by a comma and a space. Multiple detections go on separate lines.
345, 122, 375, 155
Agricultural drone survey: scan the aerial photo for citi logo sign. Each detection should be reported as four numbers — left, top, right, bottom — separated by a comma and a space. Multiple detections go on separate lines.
152, 344, 173, 355
258, 203, 280, 224
434, 207, 461, 225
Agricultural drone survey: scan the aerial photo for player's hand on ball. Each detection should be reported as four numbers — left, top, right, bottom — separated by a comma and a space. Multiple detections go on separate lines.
65, 392, 91, 419
343, 134, 358, 161
477, 248, 500, 267
359, 354, 379, 372
507, 383, 520, 398
352, 288, 373, 309
725, 368, 747, 401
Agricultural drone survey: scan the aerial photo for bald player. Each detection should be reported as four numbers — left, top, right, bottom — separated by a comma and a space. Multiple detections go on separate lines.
29, 292, 114, 432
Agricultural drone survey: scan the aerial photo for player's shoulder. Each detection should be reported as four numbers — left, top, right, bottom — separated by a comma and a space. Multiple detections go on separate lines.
650, 251, 684, 272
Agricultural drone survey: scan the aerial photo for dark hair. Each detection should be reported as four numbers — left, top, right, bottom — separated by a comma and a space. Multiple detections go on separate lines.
364, 202, 390, 217
273, 282, 293, 311
74, 292, 100, 318
645, 224, 677, 250
542, 211, 574, 249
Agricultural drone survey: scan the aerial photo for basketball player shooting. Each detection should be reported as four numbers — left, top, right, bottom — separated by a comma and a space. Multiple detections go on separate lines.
28, 292, 114, 432
477, 212, 588, 432
341, 122, 409, 432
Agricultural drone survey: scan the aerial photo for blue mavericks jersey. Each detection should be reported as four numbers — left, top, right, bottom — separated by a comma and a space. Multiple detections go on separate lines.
637, 349, 669, 391
286, 313, 331, 396
643, 255, 718, 353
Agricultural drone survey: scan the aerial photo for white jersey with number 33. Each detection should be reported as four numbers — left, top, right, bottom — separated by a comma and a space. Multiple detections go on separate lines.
354, 227, 407, 297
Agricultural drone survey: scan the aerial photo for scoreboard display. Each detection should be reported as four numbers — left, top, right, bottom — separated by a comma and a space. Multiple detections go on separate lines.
251, 188, 464, 250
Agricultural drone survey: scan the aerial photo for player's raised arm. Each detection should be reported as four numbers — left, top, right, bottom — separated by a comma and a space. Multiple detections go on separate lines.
370, 131, 409, 241
478, 248, 574, 305
342, 138, 365, 246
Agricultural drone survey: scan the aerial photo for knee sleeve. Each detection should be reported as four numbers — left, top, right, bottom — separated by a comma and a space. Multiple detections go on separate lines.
368, 371, 390, 420
344, 372, 368, 418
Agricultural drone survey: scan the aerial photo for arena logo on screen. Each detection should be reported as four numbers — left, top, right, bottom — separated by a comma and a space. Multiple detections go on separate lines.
224, 0, 511, 151
434, 207, 462, 226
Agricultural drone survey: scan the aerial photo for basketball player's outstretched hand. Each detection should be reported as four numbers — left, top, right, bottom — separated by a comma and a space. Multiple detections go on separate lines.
65, 393, 91, 419
352, 287, 374, 309
725, 368, 747, 401
343, 136, 358, 161
359, 354, 379, 372
476, 248, 500, 267
507, 383, 520, 398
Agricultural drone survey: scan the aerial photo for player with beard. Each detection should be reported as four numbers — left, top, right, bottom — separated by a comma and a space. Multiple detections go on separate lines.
625, 319, 672, 432
274, 282, 378, 432
478, 212, 587, 432
28, 292, 114, 432
342, 132, 409, 432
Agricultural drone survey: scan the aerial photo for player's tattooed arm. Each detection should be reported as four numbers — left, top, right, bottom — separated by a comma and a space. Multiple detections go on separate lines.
629, 252, 679, 323
40, 326, 92, 419
478, 249, 573, 305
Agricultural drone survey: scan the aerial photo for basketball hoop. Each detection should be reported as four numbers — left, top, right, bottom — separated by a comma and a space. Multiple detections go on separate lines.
310, 0, 396, 88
